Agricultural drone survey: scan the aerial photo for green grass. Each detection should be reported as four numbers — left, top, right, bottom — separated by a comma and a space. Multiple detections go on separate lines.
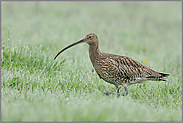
1, 1, 182, 122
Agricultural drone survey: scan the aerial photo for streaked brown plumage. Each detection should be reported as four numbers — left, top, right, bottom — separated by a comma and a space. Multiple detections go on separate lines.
54, 33, 169, 97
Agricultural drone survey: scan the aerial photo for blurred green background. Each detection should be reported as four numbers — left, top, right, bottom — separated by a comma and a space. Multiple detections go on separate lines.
2, 2, 181, 68
1, 1, 182, 122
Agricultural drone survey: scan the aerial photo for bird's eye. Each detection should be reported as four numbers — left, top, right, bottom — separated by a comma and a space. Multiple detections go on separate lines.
88, 36, 92, 39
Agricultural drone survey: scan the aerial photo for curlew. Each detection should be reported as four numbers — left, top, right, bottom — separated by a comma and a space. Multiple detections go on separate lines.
54, 33, 169, 97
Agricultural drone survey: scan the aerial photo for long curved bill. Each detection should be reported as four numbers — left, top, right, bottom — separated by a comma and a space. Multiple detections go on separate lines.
54, 39, 85, 60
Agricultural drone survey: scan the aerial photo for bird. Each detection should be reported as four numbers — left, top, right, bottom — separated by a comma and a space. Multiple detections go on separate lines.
54, 33, 169, 98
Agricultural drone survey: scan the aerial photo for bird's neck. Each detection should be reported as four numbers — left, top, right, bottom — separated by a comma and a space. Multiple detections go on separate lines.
89, 44, 101, 64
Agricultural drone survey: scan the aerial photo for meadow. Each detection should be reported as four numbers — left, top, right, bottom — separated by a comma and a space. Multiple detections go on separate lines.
1, 1, 182, 122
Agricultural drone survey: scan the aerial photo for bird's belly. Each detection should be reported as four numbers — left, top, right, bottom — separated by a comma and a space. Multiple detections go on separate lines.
96, 70, 123, 85
96, 69, 148, 86
128, 77, 147, 85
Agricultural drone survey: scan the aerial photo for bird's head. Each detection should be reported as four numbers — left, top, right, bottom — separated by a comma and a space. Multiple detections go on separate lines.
54, 33, 98, 60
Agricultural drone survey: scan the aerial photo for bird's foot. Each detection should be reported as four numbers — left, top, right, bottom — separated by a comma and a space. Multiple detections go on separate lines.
116, 93, 127, 97
104, 92, 127, 97
104, 91, 117, 95
121, 93, 126, 96
104, 91, 112, 95
104, 92, 123, 96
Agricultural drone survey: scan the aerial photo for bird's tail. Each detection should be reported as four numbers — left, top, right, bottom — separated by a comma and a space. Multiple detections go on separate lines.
159, 72, 169, 81
146, 72, 169, 81
159, 72, 169, 77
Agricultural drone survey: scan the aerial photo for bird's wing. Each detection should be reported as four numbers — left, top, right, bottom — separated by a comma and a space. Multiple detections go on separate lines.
109, 55, 164, 80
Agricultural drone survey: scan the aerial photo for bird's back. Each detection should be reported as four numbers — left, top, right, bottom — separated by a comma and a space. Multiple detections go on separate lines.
91, 52, 169, 86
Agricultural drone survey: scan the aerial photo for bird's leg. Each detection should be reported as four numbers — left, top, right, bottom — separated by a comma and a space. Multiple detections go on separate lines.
116, 87, 128, 97
104, 85, 118, 96
121, 87, 128, 96
115, 85, 121, 98
116, 87, 120, 98
104, 86, 128, 97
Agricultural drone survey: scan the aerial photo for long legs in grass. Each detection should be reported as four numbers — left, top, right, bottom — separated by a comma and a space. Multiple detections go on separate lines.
104, 87, 128, 98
